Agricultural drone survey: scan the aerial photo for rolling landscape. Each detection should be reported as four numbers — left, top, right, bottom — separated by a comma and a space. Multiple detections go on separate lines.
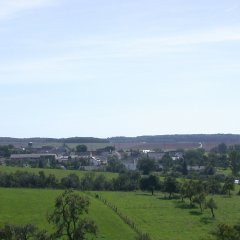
1, 0, 240, 239
0, 135, 240, 239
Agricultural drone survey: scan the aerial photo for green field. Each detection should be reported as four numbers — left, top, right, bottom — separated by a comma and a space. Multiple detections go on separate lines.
0, 188, 136, 240
1, 188, 240, 240
98, 191, 240, 240
0, 165, 117, 180
0, 166, 240, 239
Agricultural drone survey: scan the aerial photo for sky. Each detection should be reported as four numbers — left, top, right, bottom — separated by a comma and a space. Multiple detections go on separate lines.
0, 0, 240, 138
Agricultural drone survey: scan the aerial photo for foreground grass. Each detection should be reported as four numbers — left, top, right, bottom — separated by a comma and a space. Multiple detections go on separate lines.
0, 165, 117, 180
0, 188, 136, 240
99, 191, 240, 240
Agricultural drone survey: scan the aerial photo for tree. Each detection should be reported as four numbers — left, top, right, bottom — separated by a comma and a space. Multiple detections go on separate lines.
160, 153, 173, 173
106, 156, 126, 173
76, 145, 87, 153
140, 174, 160, 195
181, 160, 188, 176
206, 178, 222, 195
223, 176, 235, 196
205, 198, 217, 218
48, 190, 97, 240
229, 151, 240, 176
137, 157, 156, 175
0, 224, 49, 240
61, 174, 80, 189
211, 223, 240, 240
217, 143, 228, 154
193, 192, 206, 212
163, 176, 178, 199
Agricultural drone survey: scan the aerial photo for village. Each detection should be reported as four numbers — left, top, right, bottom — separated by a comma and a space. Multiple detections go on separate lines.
1, 141, 187, 172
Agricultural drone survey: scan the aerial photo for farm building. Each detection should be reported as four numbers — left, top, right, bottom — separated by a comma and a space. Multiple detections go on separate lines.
10, 154, 57, 161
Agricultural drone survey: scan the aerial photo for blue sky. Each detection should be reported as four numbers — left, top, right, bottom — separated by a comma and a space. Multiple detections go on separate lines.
0, 0, 240, 138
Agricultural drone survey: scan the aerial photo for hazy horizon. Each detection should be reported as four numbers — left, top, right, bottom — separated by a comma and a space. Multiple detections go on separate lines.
1, 0, 240, 138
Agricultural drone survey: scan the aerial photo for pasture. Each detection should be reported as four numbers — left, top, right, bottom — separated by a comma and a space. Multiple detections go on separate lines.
0, 188, 136, 240
0, 187, 240, 240
98, 191, 240, 240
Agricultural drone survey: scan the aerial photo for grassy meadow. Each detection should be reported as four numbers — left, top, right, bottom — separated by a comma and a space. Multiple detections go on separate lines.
98, 190, 240, 240
0, 188, 136, 240
0, 187, 240, 240
0, 166, 240, 240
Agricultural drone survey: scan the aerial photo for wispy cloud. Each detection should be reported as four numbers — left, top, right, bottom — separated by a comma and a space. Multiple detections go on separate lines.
0, 0, 57, 20
1, 27, 240, 85
225, 4, 240, 13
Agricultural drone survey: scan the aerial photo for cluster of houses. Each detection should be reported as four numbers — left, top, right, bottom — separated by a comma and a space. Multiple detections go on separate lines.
5, 142, 186, 171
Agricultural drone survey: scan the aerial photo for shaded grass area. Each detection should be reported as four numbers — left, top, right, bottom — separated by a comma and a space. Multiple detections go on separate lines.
0, 166, 117, 180
99, 191, 240, 240
0, 188, 136, 240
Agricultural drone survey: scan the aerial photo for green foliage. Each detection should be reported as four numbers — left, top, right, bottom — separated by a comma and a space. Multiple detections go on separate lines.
0, 224, 49, 240
184, 149, 205, 166
159, 153, 173, 173
48, 190, 97, 240
106, 156, 126, 173
140, 174, 160, 195
211, 223, 240, 240
163, 176, 179, 199
76, 145, 88, 153
137, 157, 156, 175
193, 192, 206, 212
229, 151, 240, 176
0, 145, 13, 158
223, 176, 235, 196
205, 198, 217, 218
182, 160, 188, 175
114, 171, 141, 191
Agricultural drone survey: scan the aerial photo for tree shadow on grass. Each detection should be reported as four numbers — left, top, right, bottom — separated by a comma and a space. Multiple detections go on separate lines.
200, 216, 215, 225
189, 210, 202, 216
157, 195, 180, 201
174, 201, 197, 209
135, 193, 152, 196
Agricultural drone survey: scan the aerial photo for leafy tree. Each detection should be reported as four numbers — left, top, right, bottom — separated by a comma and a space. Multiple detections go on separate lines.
137, 157, 156, 175
159, 153, 173, 173
211, 223, 240, 240
0, 224, 49, 240
206, 178, 222, 195
181, 180, 198, 205
181, 160, 188, 175
106, 156, 126, 173
193, 192, 206, 212
184, 149, 205, 167
218, 143, 228, 154
140, 174, 160, 195
61, 174, 80, 189
229, 151, 240, 176
0, 145, 11, 158
76, 145, 88, 153
163, 176, 178, 199
114, 171, 141, 191
205, 198, 217, 218
48, 190, 97, 240
223, 176, 235, 196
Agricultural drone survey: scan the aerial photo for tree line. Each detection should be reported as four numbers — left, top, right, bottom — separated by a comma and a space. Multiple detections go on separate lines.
0, 170, 237, 198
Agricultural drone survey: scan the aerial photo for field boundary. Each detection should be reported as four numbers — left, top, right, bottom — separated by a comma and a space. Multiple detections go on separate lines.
85, 192, 151, 240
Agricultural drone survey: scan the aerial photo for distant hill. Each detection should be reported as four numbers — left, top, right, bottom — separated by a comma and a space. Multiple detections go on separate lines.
0, 137, 109, 145
1, 134, 240, 151
109, 134, 240, 143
